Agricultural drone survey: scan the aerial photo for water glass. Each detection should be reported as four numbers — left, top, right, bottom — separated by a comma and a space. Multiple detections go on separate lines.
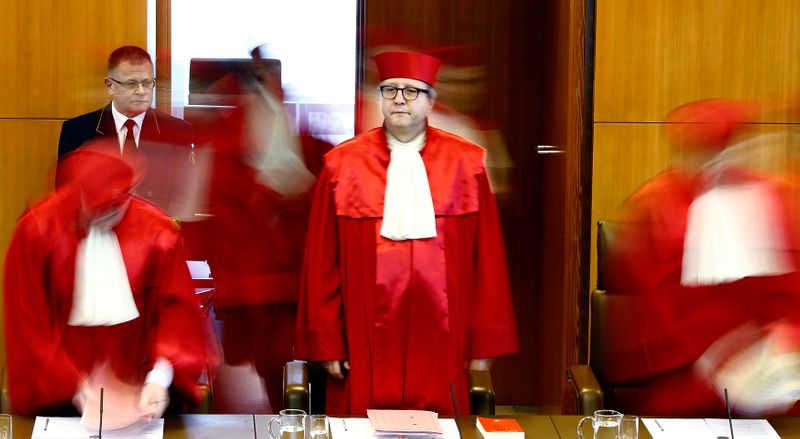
620, 415, 639, 439
577, 409, 623, 439
307, 414, 330, 439
268, 409, 306, 439
0, 415, 9, 439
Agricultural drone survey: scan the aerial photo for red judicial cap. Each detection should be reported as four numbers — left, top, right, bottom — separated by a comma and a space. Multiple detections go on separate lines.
60, 139, 145, 214
374, 51, 442, 86
665, 99, 760, 150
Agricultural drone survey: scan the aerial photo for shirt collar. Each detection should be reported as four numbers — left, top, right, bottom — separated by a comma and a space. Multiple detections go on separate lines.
110, 103, 147, 132
386, 130, 426, 151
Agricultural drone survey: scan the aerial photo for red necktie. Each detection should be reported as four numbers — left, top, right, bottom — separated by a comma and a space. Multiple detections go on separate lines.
122, 119, 138, 159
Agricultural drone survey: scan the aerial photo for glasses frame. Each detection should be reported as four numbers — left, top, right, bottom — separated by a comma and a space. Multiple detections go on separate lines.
379, 85, 430, 101
108, 77, 157, 91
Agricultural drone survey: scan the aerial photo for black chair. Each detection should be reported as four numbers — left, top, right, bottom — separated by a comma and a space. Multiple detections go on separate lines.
568, 220, 679, 415
284, 360, 496, 415
567, 220, 627, 414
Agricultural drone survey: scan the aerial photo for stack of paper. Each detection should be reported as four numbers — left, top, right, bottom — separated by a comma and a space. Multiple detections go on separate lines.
330, 417, 461, 439
31, 416, 164, 439
367, 410, 444, 437
642, 418, 780, 439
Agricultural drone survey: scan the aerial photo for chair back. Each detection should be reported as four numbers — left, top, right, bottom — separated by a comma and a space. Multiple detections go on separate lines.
596, 220, 621, 291
590, 220, 619, 382
589, 220, 666, 412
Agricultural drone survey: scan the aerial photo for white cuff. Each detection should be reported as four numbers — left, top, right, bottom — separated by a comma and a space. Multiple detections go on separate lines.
145, 358, 174, 389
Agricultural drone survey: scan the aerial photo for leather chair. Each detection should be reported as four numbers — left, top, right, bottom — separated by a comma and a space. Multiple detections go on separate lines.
568, 220, 638, 415
284, 360, 496, 415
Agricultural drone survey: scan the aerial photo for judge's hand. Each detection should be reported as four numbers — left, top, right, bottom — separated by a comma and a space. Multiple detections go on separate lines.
72, 381, 92, 412
139, 383, 169, 420
468, 359, 494, 371
323, 360, 350, 380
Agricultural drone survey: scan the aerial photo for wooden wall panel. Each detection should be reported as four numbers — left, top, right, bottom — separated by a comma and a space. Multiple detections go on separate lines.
590, 122, 800, 287
591, 0, 800, 293
590, 123, 678, 288
0, 120, 61, 233
0, 0, 147, 380
594, 0, 800, 123
0, 0, 147, 118
0, 120, 63, 367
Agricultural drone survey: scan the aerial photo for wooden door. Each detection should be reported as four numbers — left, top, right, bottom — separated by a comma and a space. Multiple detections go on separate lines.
362, 0, 591, 411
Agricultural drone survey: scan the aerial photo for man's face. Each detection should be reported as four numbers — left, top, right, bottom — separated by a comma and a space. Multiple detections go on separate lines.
105, 60, 154, 118
380, 78, 434, 138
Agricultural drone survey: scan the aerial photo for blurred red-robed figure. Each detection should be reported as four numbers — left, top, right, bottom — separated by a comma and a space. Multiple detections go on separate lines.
4, 143, 209, 422
605, 99, 800, 416
206, 48, 331, 412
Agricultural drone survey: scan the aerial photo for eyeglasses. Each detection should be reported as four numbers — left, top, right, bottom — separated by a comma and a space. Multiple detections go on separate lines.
379, 85, 430, 101
108, 77, 156, 90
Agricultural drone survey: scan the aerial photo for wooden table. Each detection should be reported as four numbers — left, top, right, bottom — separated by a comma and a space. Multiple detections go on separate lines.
552, 415, 648, 439
11, 413, 800, 438
554, 414, 800, 439
12, 414, 257, 439
254, 414, 560, 439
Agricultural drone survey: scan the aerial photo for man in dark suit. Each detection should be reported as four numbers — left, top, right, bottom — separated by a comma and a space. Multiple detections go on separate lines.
57, 45, 196, 218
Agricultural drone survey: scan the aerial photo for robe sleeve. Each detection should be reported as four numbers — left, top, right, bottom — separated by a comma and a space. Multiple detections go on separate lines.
4, 214, 83, 414
148, 226, 210, 399
467, 170, 520, 359
294, 164, 347, 361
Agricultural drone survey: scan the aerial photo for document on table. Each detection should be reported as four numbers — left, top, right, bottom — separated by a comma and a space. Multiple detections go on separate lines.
31, 416, 164, 439
642, 418, 779, 439
329, 417, 461, 438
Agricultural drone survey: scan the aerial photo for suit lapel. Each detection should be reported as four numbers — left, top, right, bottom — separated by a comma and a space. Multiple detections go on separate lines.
140, 109, 162, 144
95, 104, 117, 139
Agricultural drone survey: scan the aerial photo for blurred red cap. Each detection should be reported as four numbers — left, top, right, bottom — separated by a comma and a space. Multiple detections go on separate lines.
665, 99, 760, 150
374, 51, 442, 86
59, 139, 145, 214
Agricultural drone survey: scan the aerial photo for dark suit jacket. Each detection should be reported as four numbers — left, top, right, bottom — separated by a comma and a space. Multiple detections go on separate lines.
57, 104, 198, 218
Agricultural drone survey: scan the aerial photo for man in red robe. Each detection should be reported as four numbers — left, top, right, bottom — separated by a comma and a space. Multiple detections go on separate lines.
207, 52, 331, 412
4, 144, 209, 419
605, 99, 800, 416
295, 51, 519, 415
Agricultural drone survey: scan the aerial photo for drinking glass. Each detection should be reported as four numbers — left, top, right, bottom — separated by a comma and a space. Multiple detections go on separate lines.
307, 414, 330, 439
0, 415, 9, 439
576, 409, 623, 439
268, 409, 306, 439
620, 415, 639, 439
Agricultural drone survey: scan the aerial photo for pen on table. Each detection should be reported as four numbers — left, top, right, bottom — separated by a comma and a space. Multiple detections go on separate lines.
342, 418, 347, 431
654, 419, 664, 431
44, 418, 49, 430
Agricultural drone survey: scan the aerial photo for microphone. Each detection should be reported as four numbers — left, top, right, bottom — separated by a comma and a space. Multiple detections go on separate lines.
449, 382, 462, 438
89, 387, 104, 439
724, 388, 734, 439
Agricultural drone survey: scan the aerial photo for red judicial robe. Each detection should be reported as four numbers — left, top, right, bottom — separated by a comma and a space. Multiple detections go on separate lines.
4, 190, 209, 415
295, 126, 519, 416
605, 168, 800, 416
208, 105, 331, 410
209, 107, 330, 308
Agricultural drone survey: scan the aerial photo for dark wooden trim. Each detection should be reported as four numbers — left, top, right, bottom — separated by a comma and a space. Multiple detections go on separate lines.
155, 0, 172, 112
354, 0, 367, 134
578, 0, 596, 367
561, 0, 594, 413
